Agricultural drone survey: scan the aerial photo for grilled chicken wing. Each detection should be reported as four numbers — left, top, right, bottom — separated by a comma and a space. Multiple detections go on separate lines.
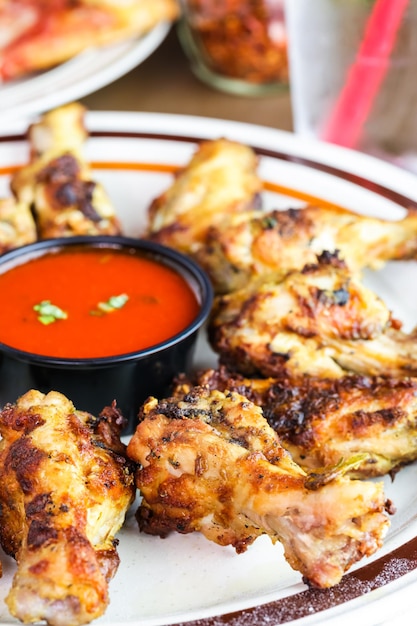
196, 205, 417, 293
182, 367, 417, 478
127, 387, 391, 589
209, 251, 417, 379
0, 197, 37, 254
0, 389, 136, 626
147, 138, 263, 254
10, 102, 122, 238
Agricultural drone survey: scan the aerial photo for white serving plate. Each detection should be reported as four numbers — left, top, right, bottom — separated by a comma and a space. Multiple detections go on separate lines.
1, 112, 417, 626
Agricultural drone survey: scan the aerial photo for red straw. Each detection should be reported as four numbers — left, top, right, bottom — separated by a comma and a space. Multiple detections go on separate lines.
322, 0, 410, 148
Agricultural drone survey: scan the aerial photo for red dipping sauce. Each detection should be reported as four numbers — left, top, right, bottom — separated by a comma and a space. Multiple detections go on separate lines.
0, 245, 200, 359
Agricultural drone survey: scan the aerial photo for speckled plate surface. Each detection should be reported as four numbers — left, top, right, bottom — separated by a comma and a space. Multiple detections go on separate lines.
1, 112, 417, 626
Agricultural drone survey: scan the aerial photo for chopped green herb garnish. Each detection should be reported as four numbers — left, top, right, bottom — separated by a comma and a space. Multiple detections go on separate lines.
106, 294, 129, 309
34, 300, 68, 325
91, 293, 129, 316
262, 215, 278, 229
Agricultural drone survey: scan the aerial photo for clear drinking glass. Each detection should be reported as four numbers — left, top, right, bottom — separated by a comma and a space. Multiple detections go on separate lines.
285, 0, 417, 168
178, 0, 288, 96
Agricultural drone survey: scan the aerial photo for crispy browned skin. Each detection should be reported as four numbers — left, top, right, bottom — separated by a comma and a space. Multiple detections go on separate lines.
0, 197, 37, 253
0, 0, 179, 82
195, 205, 417, 293
180, 367, 417, 478
209, 251, 417, 379
147, 138, 263, 254
0, 390, 136, 626
127, 387, 391, 589
10, 103, 122, 238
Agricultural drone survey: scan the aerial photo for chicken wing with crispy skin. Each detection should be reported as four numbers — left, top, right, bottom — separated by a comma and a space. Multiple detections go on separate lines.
196, 205, 417, 293
147, 138, 263, 254
10, 102, 122, 239
209, 251, 417, 379
181, 367, 417, 478
0, 197, 37, 254
0, 389, 136, 626
127, 386, 391, 589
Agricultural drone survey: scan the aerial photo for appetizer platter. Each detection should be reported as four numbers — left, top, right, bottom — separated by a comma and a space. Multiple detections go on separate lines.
1, 106, 417, 626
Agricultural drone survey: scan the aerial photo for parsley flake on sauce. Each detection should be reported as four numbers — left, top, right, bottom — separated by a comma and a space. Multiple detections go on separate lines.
91, 294, 129, 316
33, 300, 68, 325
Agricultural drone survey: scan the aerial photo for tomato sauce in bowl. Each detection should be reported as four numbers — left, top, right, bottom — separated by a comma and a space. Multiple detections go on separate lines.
0, 244, 200, 359
0, 236, 213, 433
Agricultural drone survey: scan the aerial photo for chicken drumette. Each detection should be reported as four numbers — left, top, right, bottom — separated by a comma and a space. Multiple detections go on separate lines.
10, 102, 122, 238
195, 204, 417, 293
209, 251, 417, 379
0, 389, 136, 626
147, 137, 263, 254
127, 386, 391, 589
181, 367, 417, 478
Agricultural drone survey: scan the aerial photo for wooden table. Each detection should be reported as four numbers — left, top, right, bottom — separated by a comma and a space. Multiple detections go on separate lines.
80, 25, 294, 132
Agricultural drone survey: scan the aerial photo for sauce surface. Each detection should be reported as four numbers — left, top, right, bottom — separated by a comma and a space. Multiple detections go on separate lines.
0, 246, 200, 358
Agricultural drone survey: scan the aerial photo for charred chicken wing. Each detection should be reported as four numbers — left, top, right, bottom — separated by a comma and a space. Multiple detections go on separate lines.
196, 205, 417, 293
147, 138, 262, 254
127, 386, 391, 589
209, 251, 417, 379
0, 389, 136, 626
184, 367, 417, 478
10, 102, 122, 238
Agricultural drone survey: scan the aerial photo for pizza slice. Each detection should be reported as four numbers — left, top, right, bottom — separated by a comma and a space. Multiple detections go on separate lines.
0, 0, 179, 82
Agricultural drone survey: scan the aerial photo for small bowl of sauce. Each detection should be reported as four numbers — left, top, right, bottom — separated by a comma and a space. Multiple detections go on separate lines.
0, 236, 213, 433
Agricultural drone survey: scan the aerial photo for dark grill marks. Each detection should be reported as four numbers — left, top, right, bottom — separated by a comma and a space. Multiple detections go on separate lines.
0, 405, 45, 434
27, 519, 58, 550
6, 439, 46, 495
36, 153, 101, 221
36, 154, 80, 184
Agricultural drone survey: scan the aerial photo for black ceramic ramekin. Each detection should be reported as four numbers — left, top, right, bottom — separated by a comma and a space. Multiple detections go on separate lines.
0, 236, 213, 434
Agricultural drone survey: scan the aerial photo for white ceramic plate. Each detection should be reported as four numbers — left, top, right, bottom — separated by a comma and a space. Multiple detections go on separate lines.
0, 23, 170, 125
1, 112, 417, 626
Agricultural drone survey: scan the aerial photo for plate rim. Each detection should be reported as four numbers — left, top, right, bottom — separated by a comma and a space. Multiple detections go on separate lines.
1, 112, 417, 626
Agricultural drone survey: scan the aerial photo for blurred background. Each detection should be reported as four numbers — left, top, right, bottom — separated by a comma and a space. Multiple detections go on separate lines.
79, 24, 292, 131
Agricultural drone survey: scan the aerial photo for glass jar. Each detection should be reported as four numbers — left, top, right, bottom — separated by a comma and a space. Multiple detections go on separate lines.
178, 0, 288, 96
285, 0, 417, 167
